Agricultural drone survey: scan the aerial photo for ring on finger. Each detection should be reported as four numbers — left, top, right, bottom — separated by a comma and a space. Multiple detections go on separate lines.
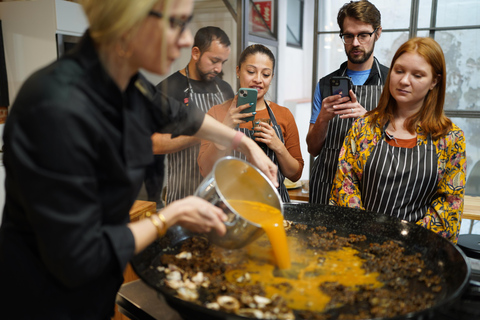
351, 108, 354, 114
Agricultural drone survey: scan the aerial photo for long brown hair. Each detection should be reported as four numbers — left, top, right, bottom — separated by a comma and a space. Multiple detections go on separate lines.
367, 37, 451, 139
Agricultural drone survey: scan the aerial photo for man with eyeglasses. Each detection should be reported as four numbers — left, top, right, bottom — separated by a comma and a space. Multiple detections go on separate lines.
149, 26, 234, 206
307, 0, 389, 205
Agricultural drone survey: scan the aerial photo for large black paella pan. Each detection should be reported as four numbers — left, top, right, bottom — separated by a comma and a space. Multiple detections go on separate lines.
131, 203, 470, 320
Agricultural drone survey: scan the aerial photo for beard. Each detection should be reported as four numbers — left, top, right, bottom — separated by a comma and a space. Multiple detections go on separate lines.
346, 42, 375, 65
195, 61, 218, 82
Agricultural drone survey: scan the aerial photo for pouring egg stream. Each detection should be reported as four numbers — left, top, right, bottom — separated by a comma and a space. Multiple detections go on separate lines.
227, 200, 291, 269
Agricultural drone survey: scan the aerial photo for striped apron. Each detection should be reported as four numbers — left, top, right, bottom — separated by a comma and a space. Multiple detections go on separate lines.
309, 84, 384, 204
166, 68, 227, 204
231, 102, 290, 202
361, 124, 438, 221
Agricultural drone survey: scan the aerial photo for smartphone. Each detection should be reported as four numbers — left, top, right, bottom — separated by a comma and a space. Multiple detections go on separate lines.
237, 88, 257, 122
330, 76, 353, 98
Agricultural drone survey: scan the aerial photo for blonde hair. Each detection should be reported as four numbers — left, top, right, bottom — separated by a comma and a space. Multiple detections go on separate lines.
80, 0, 168, 46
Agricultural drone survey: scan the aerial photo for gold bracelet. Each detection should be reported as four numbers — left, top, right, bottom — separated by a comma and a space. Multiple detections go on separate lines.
157, 213, 167, 228
148, 213, 167, 238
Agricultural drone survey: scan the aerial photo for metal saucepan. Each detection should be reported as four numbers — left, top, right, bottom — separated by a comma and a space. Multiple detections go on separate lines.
194, 156, 283, 249
131, 203, 470, 320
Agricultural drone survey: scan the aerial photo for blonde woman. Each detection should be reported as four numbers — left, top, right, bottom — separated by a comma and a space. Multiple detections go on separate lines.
0, 0, 277, 318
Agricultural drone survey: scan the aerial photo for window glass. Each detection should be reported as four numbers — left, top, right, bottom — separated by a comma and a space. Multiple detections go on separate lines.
317, 1, 411, 34
434, 30, 480, 111
436, 0, 480, 27
316, 33, 346, 79
287, 0, 303, 47
418, 0, 433, 28
370, 0, 411, 30
373, 31, 409, 67
416, 30, 430, 37
316, 0, 348, 32
450, 117, 480, 182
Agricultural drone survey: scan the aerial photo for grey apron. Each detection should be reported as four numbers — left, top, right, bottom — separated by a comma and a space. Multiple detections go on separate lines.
232, 101, 290, 202
309, 84, 384, 204
361, 124, 439, 222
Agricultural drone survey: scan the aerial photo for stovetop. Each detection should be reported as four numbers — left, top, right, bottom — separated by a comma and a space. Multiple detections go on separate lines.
435, 268, 480, 320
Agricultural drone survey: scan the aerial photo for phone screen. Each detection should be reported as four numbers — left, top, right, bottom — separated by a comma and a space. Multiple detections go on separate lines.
330, 77, 352, 98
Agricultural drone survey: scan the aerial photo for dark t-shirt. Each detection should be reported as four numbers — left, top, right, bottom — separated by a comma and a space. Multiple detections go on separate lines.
156, 71, 234, 203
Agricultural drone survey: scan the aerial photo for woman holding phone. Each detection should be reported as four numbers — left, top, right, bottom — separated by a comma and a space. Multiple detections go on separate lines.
0, 1, 278, 318
330, 37, 466, 243
198, 44, 304, 202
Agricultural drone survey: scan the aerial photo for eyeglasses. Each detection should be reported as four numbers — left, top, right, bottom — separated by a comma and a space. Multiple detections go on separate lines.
340, 28, 378, 45
148, 10, 193, 35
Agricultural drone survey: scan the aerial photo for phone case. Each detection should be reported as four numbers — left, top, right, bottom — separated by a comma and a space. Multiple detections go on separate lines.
237, 88, 257, 122
330, 76, 352, 98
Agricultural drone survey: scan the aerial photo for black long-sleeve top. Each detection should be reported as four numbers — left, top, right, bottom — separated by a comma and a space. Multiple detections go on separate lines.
0, 31, 204, 319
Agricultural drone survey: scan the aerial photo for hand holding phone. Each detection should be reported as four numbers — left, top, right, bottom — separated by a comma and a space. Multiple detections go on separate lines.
330, 76, 353, 99
237, 88, 257, 122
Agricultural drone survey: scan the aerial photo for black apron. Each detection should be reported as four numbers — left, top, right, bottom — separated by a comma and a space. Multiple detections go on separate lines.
309, 84, 384, 204
361, 124, 439, 222
231, 101, 290, 202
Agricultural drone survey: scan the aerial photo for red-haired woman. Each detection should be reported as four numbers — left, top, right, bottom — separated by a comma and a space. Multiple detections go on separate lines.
330, 37, 466, 243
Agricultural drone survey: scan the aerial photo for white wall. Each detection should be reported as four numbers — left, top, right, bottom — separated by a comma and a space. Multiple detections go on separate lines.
0, 0, 87, 104
277, 0, 314, 104
277, 0, 315, 180
0, 0, 88, 225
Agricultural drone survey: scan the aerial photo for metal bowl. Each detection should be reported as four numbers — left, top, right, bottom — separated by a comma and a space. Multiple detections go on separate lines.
194, 156, 283, 249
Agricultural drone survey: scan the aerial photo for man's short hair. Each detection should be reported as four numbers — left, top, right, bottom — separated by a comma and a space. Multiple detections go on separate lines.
193, 26, 231, 53
337, 0, 381, 33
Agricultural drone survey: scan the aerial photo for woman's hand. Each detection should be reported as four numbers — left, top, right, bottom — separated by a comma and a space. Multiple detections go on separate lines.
129, 196, 228, 254
223, 96, 256, 128
253, 121, 282, 152
162, 196, 228, 236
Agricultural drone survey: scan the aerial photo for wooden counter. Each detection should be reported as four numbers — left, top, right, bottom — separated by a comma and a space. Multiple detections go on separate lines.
464, 196, 480, 221
129, 200, 157, 221
287, 186, 309, 202
123, 200, 156, 284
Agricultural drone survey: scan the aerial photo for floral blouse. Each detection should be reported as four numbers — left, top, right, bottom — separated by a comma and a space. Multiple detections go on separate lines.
329, 115, 466, 243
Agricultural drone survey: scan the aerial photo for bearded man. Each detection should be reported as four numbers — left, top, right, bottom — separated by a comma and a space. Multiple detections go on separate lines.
150, 26, 234, 205
307, 0, 389, 204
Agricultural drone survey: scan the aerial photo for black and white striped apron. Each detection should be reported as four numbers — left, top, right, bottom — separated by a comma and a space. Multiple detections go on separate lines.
361, 124, 439, 222
309, 84, 384, 204
166, 68, 227, 204
231, 102, 290, 202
